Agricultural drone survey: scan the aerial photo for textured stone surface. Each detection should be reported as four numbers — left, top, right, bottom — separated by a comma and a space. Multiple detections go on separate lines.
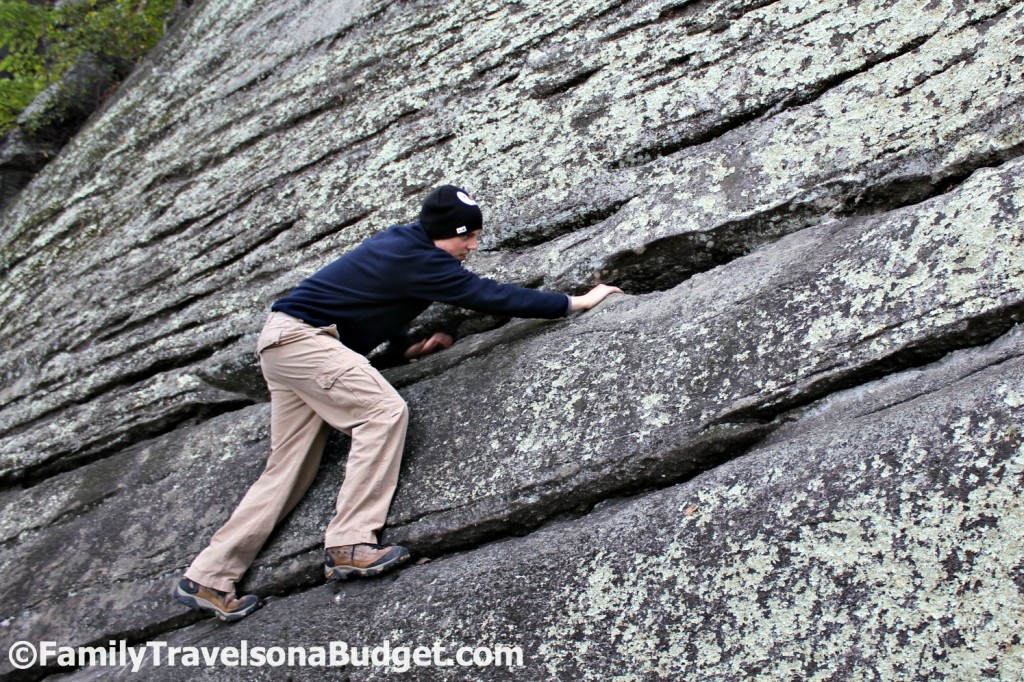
1, 0, 1023, 679
3, 0, 1023, 482
0, 131, 60, 213
62, 325, 1024, 681
3, 156, 1021, 670
384, 157, 1024, 554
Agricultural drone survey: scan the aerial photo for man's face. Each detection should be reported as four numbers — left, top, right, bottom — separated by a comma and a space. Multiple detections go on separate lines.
432, 230, 481, 262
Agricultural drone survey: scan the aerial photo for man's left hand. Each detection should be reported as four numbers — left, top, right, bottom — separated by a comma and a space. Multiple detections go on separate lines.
404, 333, 454, 359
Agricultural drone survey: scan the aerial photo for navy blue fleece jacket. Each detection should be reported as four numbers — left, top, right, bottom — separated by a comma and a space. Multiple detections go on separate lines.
271, 222, 569, 356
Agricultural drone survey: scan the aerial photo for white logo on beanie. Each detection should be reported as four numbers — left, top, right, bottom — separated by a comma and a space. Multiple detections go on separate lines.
456, 191, 478, 206
456, 226, 467, 234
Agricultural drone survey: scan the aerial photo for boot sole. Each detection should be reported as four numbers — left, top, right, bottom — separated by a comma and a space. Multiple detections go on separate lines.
325, 551, 410, 580
173, 585, 259, 622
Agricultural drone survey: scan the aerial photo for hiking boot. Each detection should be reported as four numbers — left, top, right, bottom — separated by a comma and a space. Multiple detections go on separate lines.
173, 577, 260, 622
324, 543, 410, 580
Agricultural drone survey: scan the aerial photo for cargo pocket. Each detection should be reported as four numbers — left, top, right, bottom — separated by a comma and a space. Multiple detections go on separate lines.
314, 354, 394, 410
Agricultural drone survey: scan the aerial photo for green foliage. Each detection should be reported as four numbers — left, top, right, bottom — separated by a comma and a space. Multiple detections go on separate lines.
0, 0, 176, 134
0, 76, 42, 126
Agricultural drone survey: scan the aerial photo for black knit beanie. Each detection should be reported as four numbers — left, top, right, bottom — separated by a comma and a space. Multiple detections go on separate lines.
419, 185, 483, 239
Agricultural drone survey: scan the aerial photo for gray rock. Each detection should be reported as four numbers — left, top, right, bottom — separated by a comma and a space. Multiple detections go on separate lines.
2, 0, 1023, 482
382, 157, 1024, 555
16, 53, 122, 143
0, 130, 59, 213
2, 155, 1021, 671
62, 324, 1024, 681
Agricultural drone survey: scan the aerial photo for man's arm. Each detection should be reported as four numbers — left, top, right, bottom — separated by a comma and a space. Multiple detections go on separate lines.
404, 284, 623, 360
407, 250, 624, 320
405, 254, 567, 319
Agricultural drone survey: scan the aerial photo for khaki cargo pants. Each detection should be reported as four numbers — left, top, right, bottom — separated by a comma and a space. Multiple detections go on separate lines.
185, 312, 408, 592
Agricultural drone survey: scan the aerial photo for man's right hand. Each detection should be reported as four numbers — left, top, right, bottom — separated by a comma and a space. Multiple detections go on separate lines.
404, 332, 454, 359
570, 284, 624, 312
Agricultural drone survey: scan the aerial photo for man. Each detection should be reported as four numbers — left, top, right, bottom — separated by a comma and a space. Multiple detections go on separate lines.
174, 185, 622, 621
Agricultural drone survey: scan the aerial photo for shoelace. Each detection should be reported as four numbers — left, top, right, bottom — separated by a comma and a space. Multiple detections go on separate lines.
215, 588, 239, 603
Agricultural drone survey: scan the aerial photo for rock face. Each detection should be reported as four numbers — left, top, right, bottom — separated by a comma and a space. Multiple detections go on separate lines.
1, 0, 1022, 680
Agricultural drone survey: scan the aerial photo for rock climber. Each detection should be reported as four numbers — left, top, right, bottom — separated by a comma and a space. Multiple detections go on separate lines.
174, 184, 621, 620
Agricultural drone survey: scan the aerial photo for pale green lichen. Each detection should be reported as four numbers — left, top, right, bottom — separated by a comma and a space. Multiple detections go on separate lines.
536, 406, 1024, 679
802, 169, 1019, 351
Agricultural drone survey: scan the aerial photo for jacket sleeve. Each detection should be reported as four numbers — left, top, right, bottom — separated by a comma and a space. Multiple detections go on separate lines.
405, 251, 569, 319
